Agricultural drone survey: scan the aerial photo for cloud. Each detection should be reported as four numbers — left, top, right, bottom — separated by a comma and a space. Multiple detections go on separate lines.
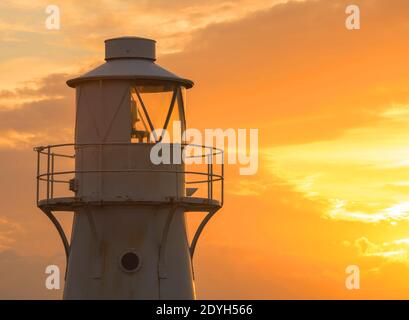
0, 0, 298, 58
163, 0, 409, 146
0, 73, 69, 101
347, 237, 409, 298
0, 73, 74, 149
4, 0, 409, 149
355, 236, 409, 264
327, 200, 409, 224
0, 217, 23, 252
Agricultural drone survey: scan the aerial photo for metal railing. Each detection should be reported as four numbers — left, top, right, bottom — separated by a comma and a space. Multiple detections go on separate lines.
34, 143, 224, 207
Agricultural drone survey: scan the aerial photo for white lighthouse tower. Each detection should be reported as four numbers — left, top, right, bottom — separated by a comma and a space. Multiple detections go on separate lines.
35, 37, 223, 299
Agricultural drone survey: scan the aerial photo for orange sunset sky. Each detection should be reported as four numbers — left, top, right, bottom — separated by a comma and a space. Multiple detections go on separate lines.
1, 0, 409, 299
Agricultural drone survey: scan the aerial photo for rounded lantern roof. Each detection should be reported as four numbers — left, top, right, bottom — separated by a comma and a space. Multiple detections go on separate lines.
66, 37, 193, 88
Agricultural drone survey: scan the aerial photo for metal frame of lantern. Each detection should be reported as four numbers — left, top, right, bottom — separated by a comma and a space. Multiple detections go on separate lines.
129, 84, 187, 143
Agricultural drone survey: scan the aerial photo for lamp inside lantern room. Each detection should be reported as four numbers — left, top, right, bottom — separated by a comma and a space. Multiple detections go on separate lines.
130, 83, 186, 143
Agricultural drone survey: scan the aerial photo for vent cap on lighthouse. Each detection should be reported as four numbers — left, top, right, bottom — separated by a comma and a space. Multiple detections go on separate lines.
67, 36, 193, 88
105, 37, 156, 61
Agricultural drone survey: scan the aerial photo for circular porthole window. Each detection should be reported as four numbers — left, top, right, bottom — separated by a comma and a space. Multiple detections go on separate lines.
119, 250, 141, 273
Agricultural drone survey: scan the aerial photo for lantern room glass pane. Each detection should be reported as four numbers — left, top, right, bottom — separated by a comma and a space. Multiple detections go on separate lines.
130, 84, 186, 143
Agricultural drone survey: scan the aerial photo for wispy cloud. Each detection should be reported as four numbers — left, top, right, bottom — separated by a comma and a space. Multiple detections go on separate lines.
355, 236, 409, 264
327, 200, 409, 224
0, 73, 69, 110
0, 217, 22, 252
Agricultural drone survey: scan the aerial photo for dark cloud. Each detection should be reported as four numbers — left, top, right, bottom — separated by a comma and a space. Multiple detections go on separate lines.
0, 73, 70, 100
0, 97, 73, 133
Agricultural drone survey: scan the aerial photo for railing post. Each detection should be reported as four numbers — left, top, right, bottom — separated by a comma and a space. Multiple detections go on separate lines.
51, 153, 55, 199
175, 171, 179, 200
221, 151, 224, 205
36, 149, 40, 205
46, 146, 50, 202
207, 154, 210, 200
207, 153, 213, 200
99, 144, 102, 200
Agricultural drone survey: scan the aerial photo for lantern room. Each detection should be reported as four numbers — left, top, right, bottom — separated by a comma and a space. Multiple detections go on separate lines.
67, 37, 191, 144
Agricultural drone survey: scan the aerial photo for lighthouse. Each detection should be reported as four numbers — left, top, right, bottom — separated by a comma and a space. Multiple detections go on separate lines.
34, 37, 223, 299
